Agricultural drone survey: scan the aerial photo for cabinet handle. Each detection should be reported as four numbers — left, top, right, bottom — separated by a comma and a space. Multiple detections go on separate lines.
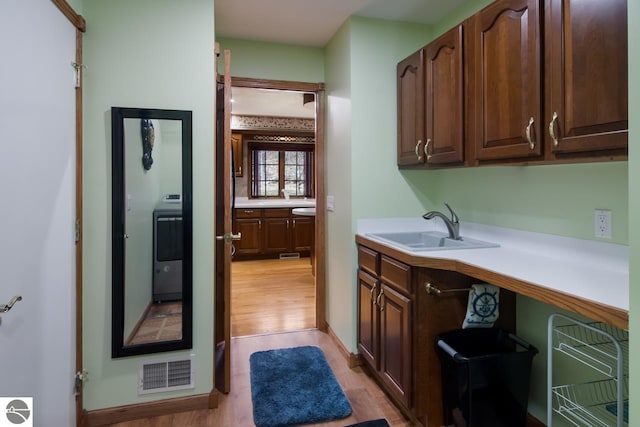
415, 140, 423, 161
549, 112, 559, 147
525, 117, 535, 150
377, 289, 385, 312
424, 138, 432, 161
370, 283, 377, 303
243, 210, 254, 213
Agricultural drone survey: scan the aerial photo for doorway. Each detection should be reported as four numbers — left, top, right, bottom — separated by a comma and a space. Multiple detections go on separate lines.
214, 74, 326, 394
228, 80, 325, 338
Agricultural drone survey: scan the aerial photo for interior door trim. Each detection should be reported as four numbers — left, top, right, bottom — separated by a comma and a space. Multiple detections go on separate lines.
50, 0, 85, 425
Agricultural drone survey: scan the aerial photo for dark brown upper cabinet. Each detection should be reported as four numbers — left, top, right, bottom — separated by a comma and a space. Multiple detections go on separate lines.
468, 0, 543, 162
424, 24, 465, 165
397, 26, 465, 168
545, 0, 628, 157
397, 0, 628, 168
397, 50, 425, 167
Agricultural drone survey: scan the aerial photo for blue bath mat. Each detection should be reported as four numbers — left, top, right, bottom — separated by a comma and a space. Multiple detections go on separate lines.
249, 345, 352, 427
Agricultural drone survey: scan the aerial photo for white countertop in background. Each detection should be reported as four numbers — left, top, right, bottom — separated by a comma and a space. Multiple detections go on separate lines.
357, 218, 629, 314
235, 197, 316, 209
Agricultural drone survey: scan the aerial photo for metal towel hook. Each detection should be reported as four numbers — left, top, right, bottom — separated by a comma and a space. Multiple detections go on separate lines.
0, 295, 23, 313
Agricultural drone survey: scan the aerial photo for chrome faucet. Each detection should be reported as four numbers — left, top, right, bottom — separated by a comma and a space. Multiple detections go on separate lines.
422, 203, 461, 240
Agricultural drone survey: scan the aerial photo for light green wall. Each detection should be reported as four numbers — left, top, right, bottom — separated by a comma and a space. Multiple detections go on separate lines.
406, 162, 628, 242
628, 1, 638, 425
330, 2, 630, 425
82, 0, 214, 410
324, 20, 354, 352
67, 0, 83, 16
216, 37, 324, 82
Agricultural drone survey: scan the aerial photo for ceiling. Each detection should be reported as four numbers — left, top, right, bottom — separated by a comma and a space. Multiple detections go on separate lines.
221, 0, 468, 118
231, 87, 315, 119
215, 0, 469, 47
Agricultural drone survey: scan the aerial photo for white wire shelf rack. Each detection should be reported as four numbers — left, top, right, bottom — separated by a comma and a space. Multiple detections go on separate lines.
548, 314, 628, 427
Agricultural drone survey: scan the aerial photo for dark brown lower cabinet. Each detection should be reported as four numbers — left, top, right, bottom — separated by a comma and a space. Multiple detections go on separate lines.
356, 244, 516, 427
234, 207, 314, 259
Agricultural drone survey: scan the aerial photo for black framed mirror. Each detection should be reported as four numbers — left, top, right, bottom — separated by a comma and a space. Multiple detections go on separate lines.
111, 107, 193, 357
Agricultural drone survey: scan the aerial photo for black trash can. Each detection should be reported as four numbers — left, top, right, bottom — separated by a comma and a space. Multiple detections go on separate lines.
436, 328, 538, 427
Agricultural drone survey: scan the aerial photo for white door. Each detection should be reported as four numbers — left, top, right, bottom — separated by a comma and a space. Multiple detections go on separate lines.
0, 0, 77, 426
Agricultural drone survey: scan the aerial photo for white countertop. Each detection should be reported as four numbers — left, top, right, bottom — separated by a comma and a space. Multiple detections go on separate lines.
292, 207, 316, 216
235, 197, 316, 209
357, 218, 629, 316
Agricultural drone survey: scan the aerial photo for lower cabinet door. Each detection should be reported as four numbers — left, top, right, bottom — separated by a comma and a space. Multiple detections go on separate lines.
263, 218, 290, 253
379, 284, 412, 408
357, 269, 379, 370
234, 218, 261, 255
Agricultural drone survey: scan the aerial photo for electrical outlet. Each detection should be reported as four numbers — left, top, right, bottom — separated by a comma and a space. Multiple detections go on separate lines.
594, 209, 612, 239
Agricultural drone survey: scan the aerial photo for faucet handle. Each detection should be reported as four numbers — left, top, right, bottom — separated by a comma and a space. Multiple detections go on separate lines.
444, 203, 459, 223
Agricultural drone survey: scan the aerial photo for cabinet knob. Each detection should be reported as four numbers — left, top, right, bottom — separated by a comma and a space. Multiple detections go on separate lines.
549, 112, 559, 147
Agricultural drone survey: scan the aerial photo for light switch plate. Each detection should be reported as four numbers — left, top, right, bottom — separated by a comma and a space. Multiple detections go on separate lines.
327, 195, 335, 212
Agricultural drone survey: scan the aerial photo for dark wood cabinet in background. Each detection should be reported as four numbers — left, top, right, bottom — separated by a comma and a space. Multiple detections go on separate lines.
263, 209, 291, 254
234, 209, 261, 255
231, 133, 243, 176
291, 216, 314, 252
233, 207, 314, 259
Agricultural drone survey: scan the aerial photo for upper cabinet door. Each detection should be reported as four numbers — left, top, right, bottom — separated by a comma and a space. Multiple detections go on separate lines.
469, 0, 542, 161
397, 49, 426, 167
545, 0, 628, 155
424, 24, 465, 165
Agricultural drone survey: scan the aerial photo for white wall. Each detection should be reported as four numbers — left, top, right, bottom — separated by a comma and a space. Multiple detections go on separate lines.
0, 0, 77, 425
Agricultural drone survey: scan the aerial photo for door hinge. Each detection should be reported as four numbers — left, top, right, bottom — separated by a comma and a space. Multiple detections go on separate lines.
75, 219, 81, 243
74, 370, 88, 396
71, 62, 86, 88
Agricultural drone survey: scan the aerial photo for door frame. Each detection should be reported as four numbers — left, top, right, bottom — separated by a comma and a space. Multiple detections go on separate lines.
229, 77, 327, 331
50, 1, 86, 425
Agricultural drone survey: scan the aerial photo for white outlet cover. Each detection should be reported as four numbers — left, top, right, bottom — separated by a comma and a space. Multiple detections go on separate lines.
594, 209, 612, 239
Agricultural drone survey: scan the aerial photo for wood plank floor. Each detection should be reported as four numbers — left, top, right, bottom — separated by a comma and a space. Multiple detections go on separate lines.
110, 330, 411, 427
231, 258, 316, 337
107, 259, 410, 426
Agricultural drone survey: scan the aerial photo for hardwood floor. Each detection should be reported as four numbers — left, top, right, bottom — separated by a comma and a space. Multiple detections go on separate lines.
109, 330, 410, 427
231, 258, 316, 337
106, 259, 410, 426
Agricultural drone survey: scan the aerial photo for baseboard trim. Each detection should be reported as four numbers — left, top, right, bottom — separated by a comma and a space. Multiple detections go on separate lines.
526, 413, 545, 427
326, 323, 360, 369
84, 390, 216, 427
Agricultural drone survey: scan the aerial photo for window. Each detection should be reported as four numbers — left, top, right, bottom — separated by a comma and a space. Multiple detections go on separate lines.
249, 141, 313, 198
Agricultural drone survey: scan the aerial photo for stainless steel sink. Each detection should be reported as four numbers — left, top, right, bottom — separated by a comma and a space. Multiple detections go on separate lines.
367, 231, 499, 251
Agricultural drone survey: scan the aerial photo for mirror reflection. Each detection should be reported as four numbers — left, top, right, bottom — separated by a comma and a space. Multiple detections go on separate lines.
112, 107, 193, 358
